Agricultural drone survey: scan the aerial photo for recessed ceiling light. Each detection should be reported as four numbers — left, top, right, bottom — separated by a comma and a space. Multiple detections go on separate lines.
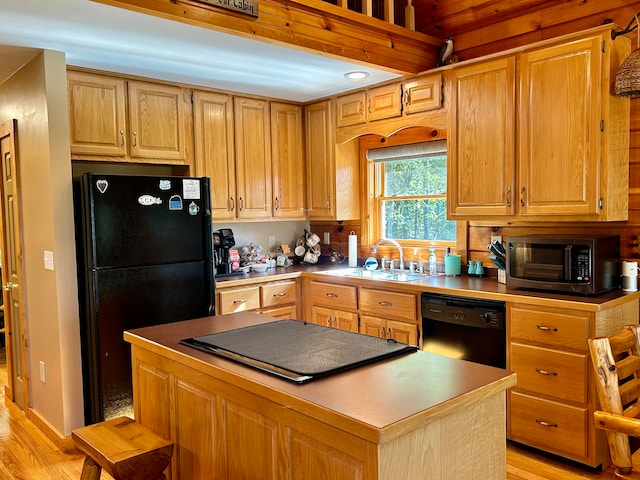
344, 71, 370, 80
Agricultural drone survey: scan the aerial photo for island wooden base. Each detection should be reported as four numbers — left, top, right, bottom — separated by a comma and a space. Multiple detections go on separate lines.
126, 313, 516, 479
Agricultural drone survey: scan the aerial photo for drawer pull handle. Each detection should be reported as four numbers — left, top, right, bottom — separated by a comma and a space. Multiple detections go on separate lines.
535, 419, 558, 428
379, 301, 393, 307
535, 325, 558, 332
233, 299, 248, 304
273, 292, 287, 297
535, 368, 558, 376
326, 293, 338, 298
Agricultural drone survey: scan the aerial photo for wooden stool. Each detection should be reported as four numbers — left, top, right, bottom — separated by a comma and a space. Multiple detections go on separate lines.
72, 416, 173, 480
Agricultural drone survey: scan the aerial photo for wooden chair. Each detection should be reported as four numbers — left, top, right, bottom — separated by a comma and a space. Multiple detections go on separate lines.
71, 416, 173, 480
589, 324, 640, 479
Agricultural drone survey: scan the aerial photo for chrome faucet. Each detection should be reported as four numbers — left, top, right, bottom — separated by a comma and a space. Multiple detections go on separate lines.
372, 238, 404, 270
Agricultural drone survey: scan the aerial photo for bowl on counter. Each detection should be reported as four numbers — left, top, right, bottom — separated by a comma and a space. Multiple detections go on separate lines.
251, 263, 269, 272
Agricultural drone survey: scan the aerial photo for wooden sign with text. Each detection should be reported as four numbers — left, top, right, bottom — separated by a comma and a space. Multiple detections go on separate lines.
194, 0, 258, 17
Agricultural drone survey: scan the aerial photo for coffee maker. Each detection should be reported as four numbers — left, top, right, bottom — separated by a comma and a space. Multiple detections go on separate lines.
213, 228, 236, 275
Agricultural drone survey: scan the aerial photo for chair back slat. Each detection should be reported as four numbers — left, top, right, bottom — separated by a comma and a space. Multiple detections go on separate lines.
589, 324, 640, 476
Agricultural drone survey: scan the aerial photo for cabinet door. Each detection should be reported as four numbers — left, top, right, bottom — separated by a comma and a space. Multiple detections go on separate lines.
305, 101, 335, 219
361, 315, 385, 339
311, 305, 335, 328
234, 97, 272, 219
335, 91, 365, 127
334, 310, 359, 333
518, 37, 601, 217
127, 80, 188, 161
387, 319, 418, 346
402, 74, 441, 115
193, 91, 236, 220
67, 71, 127, 157
448, 57, 516, 217
367, 84, 402, 122
271, 103, 305, 219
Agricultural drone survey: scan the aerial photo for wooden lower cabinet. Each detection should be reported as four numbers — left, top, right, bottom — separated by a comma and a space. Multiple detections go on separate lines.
361, 315, 417, 345
217, 285, 260, 315
133, 348, 373, 480
507, 300, 639, 467
217, 280, 299, 318
310, 305, 359, 332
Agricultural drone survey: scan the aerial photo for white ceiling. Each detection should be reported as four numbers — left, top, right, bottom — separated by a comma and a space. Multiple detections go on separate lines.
0, 0, 401, 102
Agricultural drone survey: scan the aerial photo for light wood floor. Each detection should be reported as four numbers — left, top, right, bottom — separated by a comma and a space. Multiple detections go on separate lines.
0, 360, 623, 479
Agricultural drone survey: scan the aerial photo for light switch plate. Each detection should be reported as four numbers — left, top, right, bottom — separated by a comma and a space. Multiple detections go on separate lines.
43, 250, 54, 271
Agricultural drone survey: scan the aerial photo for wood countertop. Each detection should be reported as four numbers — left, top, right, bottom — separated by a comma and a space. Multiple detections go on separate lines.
124, 312, 516, 444
215, 264, 640, 311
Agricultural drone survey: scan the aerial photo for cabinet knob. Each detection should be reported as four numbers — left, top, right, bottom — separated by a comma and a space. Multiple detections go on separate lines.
520, 186, 526, 207
233, 298, 248, 304
379, 301, 393, 307
274, 196, 279, 210
506, 187, 512, 207
132, 131, 137, 149
119, 129, 125, 149
535, 368, 558, 376
229, 197, 235, 212
238, 197, 244, 211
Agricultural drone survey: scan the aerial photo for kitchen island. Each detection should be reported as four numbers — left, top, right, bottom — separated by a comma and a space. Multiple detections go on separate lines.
125, 312, 516, 480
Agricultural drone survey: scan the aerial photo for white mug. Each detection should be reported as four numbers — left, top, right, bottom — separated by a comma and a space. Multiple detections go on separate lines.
306, 233, 320, 247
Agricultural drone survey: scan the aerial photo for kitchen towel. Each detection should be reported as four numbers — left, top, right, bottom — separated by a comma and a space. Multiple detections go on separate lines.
348, 231, 358, 267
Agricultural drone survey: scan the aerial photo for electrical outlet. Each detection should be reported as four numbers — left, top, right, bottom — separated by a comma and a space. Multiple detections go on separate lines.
490, 235, 502, 244
39, 361, 46, 383
268, 236, 276, 249
324, 232, 330, 244
43, 250, 54, 271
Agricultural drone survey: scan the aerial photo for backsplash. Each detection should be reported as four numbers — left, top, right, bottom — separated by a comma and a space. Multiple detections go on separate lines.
212, 221, 310, 255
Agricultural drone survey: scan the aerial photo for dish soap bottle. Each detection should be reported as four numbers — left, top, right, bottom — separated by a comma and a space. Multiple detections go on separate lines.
428, 249, 437, 276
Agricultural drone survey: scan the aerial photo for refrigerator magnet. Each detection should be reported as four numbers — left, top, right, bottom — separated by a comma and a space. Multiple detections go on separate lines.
169, 195, 183, 211
183, 179, 201, 200
159, 179, 172, 190
138, 195, 162, 206
188, 201, 200, 215
96, 179, 109, 194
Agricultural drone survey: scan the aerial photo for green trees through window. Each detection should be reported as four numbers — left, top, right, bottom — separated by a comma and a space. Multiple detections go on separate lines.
377, 151, 456, 242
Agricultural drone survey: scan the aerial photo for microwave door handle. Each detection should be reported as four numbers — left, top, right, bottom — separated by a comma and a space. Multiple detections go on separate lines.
564, 246, 573, 281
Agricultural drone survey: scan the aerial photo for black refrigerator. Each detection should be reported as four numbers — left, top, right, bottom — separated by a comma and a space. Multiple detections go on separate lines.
74, 173, 215, 425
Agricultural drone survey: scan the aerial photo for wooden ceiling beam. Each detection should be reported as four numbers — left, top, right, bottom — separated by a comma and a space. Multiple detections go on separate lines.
91, 0, 442, 74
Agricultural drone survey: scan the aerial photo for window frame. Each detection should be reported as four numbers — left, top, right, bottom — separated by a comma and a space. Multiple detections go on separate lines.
362, 128, 457, 251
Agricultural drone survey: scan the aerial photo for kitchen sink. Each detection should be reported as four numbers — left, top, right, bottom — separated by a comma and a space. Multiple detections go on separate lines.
319, 268, 430, 282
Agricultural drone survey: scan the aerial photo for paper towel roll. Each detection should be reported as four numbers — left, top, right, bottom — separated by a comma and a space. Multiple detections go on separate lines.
348, 231, 358, 267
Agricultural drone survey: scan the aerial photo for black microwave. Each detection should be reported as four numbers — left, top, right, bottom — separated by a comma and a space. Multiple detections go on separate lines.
506, 235, 620, 295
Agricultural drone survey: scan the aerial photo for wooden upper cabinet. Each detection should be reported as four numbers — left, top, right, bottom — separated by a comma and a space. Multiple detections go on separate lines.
127, 80, 189, 161
67, 70, 191, 165
305, 101, 336, 219
448, 57, 516, 217
67, 71, 127, 157
518, 37, 600, 217
336, 74, 441, 129
193, 91, 236, 221
234, 97, 272, 219
336, 84, 401, 127
447, 26, 630, 222
402, 75, 441, 115
271, 103, 305, 219
305, 101, 360, 221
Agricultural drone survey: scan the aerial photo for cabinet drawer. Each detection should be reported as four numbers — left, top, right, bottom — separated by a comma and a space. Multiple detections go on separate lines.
510, 343, 587, 404
509, 304, 589, 350
309, 282, 357, 310
261, 304, 298, 320
218, 286, 260, 315
359, 288, 416, 322
261, 281, 297, 309
509, 391, 588, 460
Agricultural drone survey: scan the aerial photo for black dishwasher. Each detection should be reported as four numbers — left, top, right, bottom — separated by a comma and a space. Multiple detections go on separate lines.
421, 293, 506, 368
